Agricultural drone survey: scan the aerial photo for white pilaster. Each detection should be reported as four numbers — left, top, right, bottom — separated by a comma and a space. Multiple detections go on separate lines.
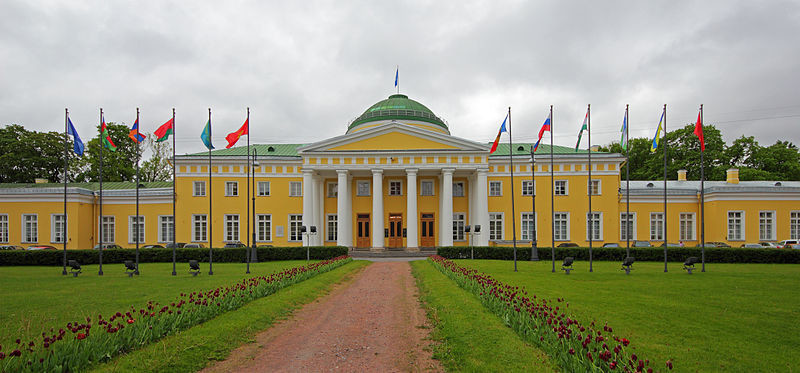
336, 170, 350, 247
302, 170, 314, 246
442, 168, 454, 247
372, 169, 384, 249
476, 168, 489, 246
406, 169, 418, 249
311, 175, 322, 246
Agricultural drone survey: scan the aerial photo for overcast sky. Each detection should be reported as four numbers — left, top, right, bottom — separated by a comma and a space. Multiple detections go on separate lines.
2, 0, 799, 156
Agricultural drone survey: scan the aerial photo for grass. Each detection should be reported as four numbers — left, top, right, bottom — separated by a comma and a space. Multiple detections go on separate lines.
441, 259, 800, 372
411, 260, 554, 372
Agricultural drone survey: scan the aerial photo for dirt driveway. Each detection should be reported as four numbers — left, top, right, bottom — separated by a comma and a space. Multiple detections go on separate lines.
202, 261, 442, 372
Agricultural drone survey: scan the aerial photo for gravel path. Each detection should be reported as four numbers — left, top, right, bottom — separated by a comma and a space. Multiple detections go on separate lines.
202, 261, 442, 372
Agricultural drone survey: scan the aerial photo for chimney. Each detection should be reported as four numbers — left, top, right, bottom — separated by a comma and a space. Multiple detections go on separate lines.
34, 178, 48, 184
677, 169, 687, 181
726, 168, 739, 184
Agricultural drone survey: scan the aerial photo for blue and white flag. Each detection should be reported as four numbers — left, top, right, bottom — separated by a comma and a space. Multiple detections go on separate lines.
67, 117, 84, 156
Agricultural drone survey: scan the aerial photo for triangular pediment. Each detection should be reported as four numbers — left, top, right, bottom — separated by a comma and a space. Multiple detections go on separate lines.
298, 122, 489, 153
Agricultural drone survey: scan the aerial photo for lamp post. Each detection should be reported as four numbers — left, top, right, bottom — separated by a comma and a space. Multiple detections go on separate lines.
248, 148, 259, 274
301, 226, 317, 261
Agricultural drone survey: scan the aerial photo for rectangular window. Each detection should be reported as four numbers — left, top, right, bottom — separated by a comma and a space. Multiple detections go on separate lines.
52, 214, 66, 243
225, 181, 238, 196
587, 212, 602, 241
0, 214, 8, 243
327, 215, 338, 241
357, 181, 370, 196
453, 213, 465, 241
522, 180, 534, 196
554, 213, 569, 240
489, 181, 502, 196
453, 182, 464, 197
791, 211, 800, 240
389, 181, 402, 196
728, 211, 743, 241
100, 216, 115, 243
257, 214, 271, 242
555, 180, 568, 195
420, 180, 434, 196
225, 214, 240, 242
290, 181, 302, 197
193, 181, 206, 197
620, 213, 635, 241
588, 180, 601, 195
192, 215, 207, 242
289, 214, 303, 241
521, 212, 536, 241
489, 213, 503, 240
22, 214, 38, 243
679, 213, 695, 241
128, 216, 145, 244
759, 211, 775, 241
258, 181, 270, 196
327, 182, 338, 198
159, 216, 174, 243
650, 213, 664, 241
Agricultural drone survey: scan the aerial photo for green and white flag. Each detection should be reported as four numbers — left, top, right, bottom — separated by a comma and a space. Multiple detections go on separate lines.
575, 110, 589, 151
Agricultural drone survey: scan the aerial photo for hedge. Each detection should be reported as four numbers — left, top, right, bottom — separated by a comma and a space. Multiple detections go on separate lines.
436, 246, 800, 264
0, 246, 349, 266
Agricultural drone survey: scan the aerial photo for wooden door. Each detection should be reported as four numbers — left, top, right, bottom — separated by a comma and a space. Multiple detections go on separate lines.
356, 214, 370, 248
387, 214, 403, 248
420, 213, 435, 248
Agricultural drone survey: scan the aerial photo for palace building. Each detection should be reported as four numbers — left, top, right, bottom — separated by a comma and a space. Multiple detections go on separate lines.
1, 94, 799, 250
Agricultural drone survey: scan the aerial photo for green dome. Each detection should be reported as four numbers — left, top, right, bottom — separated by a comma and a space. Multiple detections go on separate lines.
347, 94, 448, 131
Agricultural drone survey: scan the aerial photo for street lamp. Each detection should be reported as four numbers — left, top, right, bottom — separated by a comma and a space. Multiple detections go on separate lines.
247, 148, 259, 274
301, 225, 317, 261
465, 224, 481, 259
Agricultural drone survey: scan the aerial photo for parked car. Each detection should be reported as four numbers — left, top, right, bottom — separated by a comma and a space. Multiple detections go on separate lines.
759, 242, 779, 249
633, 241, 652, 247
706, 242, 731, 248
557, 242, 579, 248
165, 242, 187, 249
93, 243, 122, 250
184, 243, 205, 248
27, 245, 57, 250
143, 244, 164, 249
0, 245, 24, 250
659, 242, 683, 248
257, 244, 273, 248
789, 244, 800, 250
777, 239, 799, 248
602, 243, 620, 248
741, 243, 762, 248
223, 241, 246, 248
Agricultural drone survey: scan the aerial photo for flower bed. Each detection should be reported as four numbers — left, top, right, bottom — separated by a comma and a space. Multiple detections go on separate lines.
429, 255, 671, 372
0, 256, 352, 372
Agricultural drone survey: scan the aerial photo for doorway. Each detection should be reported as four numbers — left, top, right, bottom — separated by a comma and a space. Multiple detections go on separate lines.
420, 213, 435, 247
356, 214, 370, 248
387, 213, 403, 248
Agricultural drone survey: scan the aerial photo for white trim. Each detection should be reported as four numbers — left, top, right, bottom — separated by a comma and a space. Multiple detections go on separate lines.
727, 210, 745, 241
21, 213, 38, 243
50, 213, 66, 244
420, 179, 435, 196
521, 180, 535, 196
791, 211, 800, 240
520, 211, 537, 241
256, 214, 272, 242
191, 214, 208, 242
193, 181, 206, 197
127, 215, 146, 244
326, 181, 338, 198
224, 214, 240, 242
553, 212, 570, 241
489, 180, 503, 197
158, 215, 174, 243
620, 212, 637, 241
759, 210, 776, 241
98, 215, 115, 244
489, 212, 504, 241
0, 214, 8, 243
388, 179, 403, 196
452, 212, 466, 241
649, 212, 664, 241
453, 181, 465, 197
356, 180, 371, 196
586, 211, 603, 241
679, 212, 696, 241
326, 213, 337, 242
225, 181, 239, 197
555, 180, 569, 196
289, 181, 303, 197
288, 214, 303, 242
588, 179, 601, 196
257, 181, 271, 196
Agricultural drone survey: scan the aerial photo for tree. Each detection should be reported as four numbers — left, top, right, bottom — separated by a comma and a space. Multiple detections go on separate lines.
0, 124, 69, 183
140, 134, 173, 182
74, 123, 138, 182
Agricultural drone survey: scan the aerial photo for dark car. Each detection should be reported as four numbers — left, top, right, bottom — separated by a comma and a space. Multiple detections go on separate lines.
143, 244, 164, 249
706, 242, 731, 248
93, 243, 122, 250
165, 242, 187, 249
602, 243, 620, 248
633, 241, 652, 247
223, 241, 246, 248
27, 245, 57, 250
184, 243, 205, 248
659, 242, 683, 248
557, 242, 579, 247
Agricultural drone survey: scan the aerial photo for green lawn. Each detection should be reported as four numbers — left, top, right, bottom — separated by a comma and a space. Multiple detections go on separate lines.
435, 259, 800, 372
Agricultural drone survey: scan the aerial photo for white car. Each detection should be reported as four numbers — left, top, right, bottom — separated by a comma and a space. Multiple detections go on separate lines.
759, 242, 779, 249
777, 239, 799, 248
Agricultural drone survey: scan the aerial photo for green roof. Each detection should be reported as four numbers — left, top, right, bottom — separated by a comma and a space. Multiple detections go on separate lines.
489, 143, 599, 156
348, 94, 447, 130
0, 181, 173, 190
185, 144, 305, 157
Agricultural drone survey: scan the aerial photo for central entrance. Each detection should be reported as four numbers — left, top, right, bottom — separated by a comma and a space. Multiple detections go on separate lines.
356, 214, 370, 248
420, 213, 435, 248
387, 213, 403, 248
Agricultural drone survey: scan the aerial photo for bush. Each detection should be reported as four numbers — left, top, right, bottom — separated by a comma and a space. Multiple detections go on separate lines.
436, 246, 800, 264
0, 246, 349, 266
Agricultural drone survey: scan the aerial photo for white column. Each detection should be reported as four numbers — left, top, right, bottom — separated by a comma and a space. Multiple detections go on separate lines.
302, 170, 314, 247
336, 170, 350, 247
406, 169, 418, 249
372, 169, 384, 249
311, 175, 322, 246
476, 168, 489, 246
442, 168, 454, 246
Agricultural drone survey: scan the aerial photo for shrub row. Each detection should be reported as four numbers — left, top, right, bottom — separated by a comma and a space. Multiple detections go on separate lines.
437, 246, 800, 264
0, 246, 348, 266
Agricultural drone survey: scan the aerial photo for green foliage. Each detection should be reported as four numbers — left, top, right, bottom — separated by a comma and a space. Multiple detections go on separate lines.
0, 124, 71, 183
140, 134, 173, 182
73, 123, 139, 182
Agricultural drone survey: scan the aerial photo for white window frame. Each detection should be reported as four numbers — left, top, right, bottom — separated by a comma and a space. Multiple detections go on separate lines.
193, 181, 206, 197
620, 212, 637, 241
727, 211, 744, 241
521, 212, 536, 241
158, 215, 174, 243
554, 212, 570, 241
99, 215, 115, 244
128, 215, 145, 244
420, 180, 434, 196
555, 180, 568, 195
51, 214, 66, 244
0, 214, 8, 243
192, 214, 208, 242
650, 212, 664, 241
679, 213, 696, 241
586, 212, 602, 241
489, 181, 502, 196
326, 182, 338, 198
388, 180, 403, 196
258, 181, 270, 196
22, 214, 38, 243
759, 210, 776, 241
588, 179, 601, 196
257, 214, 272, 242
453, 213, 466, 241
356, 181, 370, 196
791, 211, 800, 240
289, 214, 303, 241
290, 181, 302, 197
326, 214, 337, 242
489, 212, 503, 241
522, 180, 535, 196
225, 181, 238, 197
453, 182, 465, 197
225, 214, 240, 242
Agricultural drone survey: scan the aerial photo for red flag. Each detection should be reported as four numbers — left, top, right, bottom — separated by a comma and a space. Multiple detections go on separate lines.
489, 114, 508, 154
154, 118, 174, 142
225, 118, 249, 149
694, 109, 704, 151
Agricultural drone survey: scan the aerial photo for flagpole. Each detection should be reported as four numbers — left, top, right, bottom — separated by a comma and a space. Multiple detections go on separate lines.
700, 104, 706, 272
508, 107, 518, 272
98, 108, 104, 276
625, 105, 630, 259
135, 108, 141, 275
208, 110, 213, 274
208, 108, 214, 276
246, 107, 254, 273
530, 145, 538, 261
550, 105, 555, 273
171, 108, 177, 276
587, 104, 593, 272
663, 104, 668, 273
246, 108, 251, 252
63, 108, 69, 276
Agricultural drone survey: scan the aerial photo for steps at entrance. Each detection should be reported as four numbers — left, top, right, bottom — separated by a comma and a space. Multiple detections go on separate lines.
349, 249, 437, 258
